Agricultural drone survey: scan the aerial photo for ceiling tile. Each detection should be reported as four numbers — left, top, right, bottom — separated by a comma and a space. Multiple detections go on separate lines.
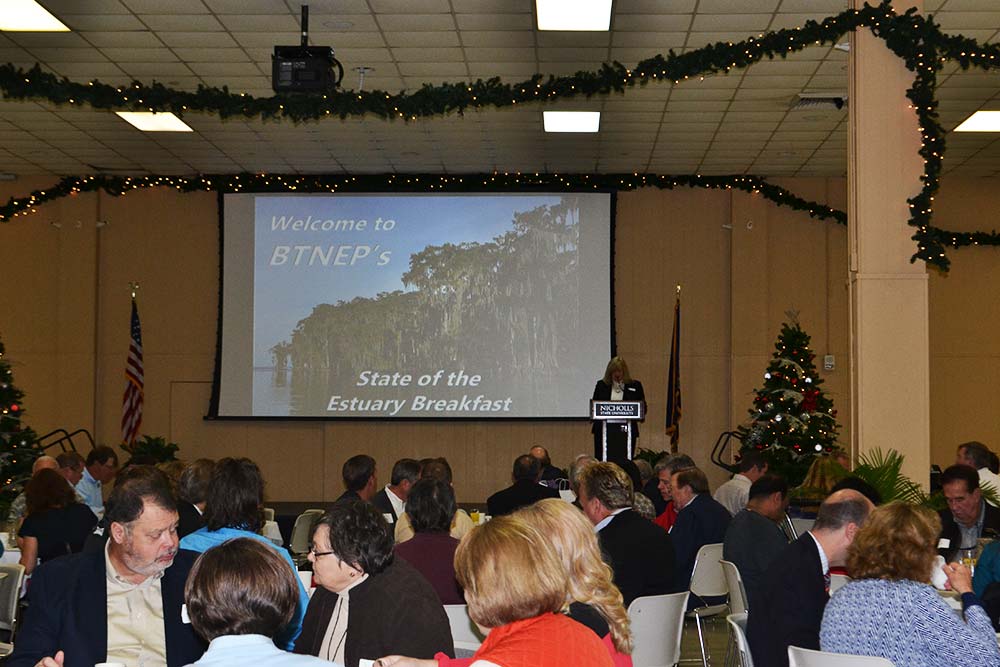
123, 0, 210, 12
139, 14, 225, 31
385, 32, 461, 47
217, 15, 301, 31
455, 14, 534, 30
157, 32, 239, 48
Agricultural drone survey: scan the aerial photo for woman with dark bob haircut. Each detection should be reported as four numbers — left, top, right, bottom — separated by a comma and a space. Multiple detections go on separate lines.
294, 500, 454, 666
180, 458, 310, 650
393, 478, 463, 604
821, 502, 1000, 666
185, 538, 335, 666
18, 468, 97, 574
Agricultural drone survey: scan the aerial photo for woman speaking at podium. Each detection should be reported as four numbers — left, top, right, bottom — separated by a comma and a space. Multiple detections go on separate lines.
591, 356, 645, 463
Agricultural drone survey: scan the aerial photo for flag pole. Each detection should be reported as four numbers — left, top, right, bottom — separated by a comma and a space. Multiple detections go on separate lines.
665, 284, 682, 453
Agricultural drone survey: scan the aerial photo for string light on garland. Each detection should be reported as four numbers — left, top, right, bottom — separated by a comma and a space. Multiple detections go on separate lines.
0, 0, 997, 269
0, 172, 846, 225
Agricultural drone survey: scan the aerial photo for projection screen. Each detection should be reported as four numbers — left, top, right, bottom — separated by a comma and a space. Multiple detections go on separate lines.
212, 192, 613, 419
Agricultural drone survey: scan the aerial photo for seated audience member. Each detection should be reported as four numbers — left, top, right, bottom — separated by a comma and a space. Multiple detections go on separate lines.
486, 454, 560, 517
938, 464, 1000, 561
821, 502, 1000, 666
578, 462, 674, 606
519, 499, 633, 667
630, 488, 657, 521
957, 441, 1000, 506
295, 500, 454, 665
177, 458, 213, 538
379, 502, 629, 667
180, 458, 309, 650
75, 445, 119, 518
18, 469, 98, 574
829, 475, 882, 506
185, 537, 337, 667
636, 458, 666, 516
56, 451, 86, 489
395, 458, 475, 543
669, 467, 731, 594
338, 454, 378, 504
722, 474, 790, 611
713, 451, 768, 516
8, 466, 206, 667
393, 478, 464, 604
652, 454, 695, 531
530, 445, 565, 483
374, 458, 420, 524
746, 489, 873, 667
568, 454, 597, 507
6, 455, 58, 524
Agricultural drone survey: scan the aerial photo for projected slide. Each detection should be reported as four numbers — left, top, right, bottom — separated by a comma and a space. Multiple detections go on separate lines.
216, 192, 612, 418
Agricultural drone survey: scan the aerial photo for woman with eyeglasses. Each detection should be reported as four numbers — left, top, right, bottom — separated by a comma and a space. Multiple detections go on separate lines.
294, 499, 454, 667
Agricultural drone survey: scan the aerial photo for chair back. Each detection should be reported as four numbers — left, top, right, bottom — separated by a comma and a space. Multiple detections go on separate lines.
443, 604, 486, 653
788, 646, 895, 667
689, 543, 727, 599
720, 559, 749, 614
829, 573, 850, 594
726, 612, 753, 667
0, 563, 26, 635
289, 509, 324, 557
263, 507, 275, 522
628, 591, 689, 667
791, 517, 815, 536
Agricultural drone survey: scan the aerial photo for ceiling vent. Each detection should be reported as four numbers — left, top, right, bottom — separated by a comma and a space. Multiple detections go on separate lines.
791, 94, 847, 111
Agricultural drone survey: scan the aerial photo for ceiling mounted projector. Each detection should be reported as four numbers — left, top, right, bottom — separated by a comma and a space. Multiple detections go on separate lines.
272, 5, 344, 93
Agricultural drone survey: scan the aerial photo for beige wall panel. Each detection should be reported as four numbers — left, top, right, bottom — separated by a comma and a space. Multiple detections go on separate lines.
245, 421, 326, 503
730, 190, 773, 357
928, 355, 1000, 467
169, 381, 248, 461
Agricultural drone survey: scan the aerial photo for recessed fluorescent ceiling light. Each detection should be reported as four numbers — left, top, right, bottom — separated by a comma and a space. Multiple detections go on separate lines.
0, 1, 70, 31
115, 112, 194, 132
543, 111, 600, 133
954, 111, 1000, 132
536, 0, 612, 31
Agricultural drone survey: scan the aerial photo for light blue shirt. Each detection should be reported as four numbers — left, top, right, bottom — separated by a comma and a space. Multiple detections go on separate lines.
75, 467, 103, 518
180, 526, 309, 651
184, 634, 339, 667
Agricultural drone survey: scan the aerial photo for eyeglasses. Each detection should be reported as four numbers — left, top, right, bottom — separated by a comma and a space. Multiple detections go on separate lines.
308, 544, 336, 558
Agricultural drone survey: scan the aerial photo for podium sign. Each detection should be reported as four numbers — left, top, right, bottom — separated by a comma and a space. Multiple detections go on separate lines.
591, 401, 645, 421
590, 400, 645, 461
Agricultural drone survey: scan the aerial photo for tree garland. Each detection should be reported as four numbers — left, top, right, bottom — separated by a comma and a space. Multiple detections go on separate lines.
2, 1, 1000, 269
0, 172, 845, 224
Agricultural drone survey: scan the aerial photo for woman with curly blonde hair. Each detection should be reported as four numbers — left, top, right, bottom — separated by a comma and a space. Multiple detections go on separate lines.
517, 499, 632, 662
377, 511, 614, 667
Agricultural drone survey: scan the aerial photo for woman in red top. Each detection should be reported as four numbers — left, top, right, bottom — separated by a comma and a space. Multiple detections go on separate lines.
378, 514, 612, 667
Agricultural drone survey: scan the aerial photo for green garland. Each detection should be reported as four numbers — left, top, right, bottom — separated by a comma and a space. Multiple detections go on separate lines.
2, 1, 1000, 269
0, 172, 845, 225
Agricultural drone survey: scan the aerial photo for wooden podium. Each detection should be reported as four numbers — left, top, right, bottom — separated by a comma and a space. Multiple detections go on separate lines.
591, 400, 645, 462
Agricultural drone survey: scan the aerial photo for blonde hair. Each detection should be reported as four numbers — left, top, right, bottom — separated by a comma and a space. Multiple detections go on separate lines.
516, 499, 633, 653
847, 501, 941, 583
602, 356, 632, 385
454, 515, 567, 629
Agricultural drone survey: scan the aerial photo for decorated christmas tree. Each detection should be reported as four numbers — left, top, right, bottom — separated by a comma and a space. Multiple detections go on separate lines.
737, 316, 840, 460
0, 337, 39, 519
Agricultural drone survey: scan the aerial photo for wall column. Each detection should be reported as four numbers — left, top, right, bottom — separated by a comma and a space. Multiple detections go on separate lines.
848, 0, 930, 487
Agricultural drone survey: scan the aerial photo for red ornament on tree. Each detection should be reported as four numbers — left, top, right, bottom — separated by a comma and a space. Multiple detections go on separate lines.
802, 389, 819, 412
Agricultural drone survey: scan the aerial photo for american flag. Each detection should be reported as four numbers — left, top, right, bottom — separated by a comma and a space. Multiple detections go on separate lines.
121, 298, 144, 444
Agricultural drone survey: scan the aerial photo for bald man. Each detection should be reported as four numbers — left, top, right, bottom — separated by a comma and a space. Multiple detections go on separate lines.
747, 489, 875, 667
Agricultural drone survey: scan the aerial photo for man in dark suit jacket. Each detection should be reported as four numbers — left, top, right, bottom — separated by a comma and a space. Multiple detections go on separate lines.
372, 458, 420, 524
669, 467, 732, 594
336, 453, 378, 505
9, 466, 207, 667
938, 464, 1000, 561
487, 454, 560, 517
746, 489, 873, 667
579, 461, 675, 606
